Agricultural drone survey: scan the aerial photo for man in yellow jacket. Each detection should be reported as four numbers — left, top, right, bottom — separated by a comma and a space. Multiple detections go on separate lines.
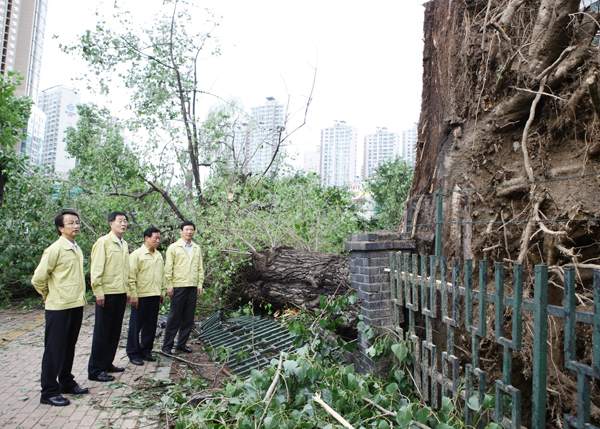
32, 210, 88, 406
162, 221, 204, 355
126, 227, 166, 365
88, 211, 130, 382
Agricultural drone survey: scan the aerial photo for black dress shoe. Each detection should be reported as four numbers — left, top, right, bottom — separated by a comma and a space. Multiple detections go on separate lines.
88, 372, 115, 382
142, 355, 157, 362
40, 395, 70, 406
106, 364, 125, 372
60, 385, 89, 394
177, 345, 192, 353
130, 358, 144, 366
162, 349, 173, 355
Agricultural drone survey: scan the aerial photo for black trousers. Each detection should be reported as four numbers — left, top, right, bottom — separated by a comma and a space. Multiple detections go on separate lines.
126, 296, 160, 359
41, 306, 83, 400
162, 287, 197, 351
88, 293, 126, 377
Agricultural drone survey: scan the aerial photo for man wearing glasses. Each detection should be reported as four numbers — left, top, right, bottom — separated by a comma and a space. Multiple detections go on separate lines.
88, 211, 130, 382
32, 210, 88, 406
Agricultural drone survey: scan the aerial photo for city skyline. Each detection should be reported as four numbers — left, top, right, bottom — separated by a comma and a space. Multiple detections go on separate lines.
37, 0, 425, 169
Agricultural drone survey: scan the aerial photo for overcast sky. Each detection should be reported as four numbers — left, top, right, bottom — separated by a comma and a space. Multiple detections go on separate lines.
39, 0, 426, 168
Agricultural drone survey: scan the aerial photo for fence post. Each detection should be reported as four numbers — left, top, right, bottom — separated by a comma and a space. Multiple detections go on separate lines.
532, 265, 548, 429
435, 190, 443, 258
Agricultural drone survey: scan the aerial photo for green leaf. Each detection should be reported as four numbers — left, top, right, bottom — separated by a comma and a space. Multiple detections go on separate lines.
385, 383, 398, 395
391, 343, 408, 363
467, 395, 480, 411
441, 396, 453, 413
482, 393, 495, 409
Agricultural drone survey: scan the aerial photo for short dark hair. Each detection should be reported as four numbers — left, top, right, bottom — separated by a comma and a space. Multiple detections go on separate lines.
55, 210, 79, 236
180, 221, 196, 230
143, 227, 161, 238
108, 211, 128, 223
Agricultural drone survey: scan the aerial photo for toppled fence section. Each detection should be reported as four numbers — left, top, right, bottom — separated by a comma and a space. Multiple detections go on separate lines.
197, 310, 294, 377
389, 253, 600, 429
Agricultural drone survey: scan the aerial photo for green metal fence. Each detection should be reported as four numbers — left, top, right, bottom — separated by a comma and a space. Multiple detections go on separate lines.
388, 193, 600, 429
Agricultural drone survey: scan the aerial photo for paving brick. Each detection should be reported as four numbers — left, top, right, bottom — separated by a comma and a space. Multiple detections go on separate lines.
0, 306, 174, 429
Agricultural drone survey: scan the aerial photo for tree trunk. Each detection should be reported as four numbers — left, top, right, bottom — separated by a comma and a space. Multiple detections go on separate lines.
240, 247, 351, 312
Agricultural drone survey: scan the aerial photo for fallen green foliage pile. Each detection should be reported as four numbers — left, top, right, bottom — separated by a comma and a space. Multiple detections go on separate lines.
163, 343, 495, 429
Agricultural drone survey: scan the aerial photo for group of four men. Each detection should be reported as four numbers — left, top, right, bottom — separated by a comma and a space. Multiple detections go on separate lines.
31, 211, 204, 406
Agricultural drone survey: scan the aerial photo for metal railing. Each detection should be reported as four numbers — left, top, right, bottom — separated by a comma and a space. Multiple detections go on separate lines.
387, 192, 600, 429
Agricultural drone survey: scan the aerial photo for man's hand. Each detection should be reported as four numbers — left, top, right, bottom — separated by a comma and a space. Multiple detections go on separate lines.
126, 295, 131, 306
160, 295, 166, 304
96, 296, 105, 307
130, 297, 138, 308
197, 287, 203, 297
167, 288, 174, 298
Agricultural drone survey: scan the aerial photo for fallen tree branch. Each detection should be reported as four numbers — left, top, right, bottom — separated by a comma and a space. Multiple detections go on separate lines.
256, 353, 283, 429
155, 350, 213, 381
313, 393, 356, 429
360, 396, 397, 417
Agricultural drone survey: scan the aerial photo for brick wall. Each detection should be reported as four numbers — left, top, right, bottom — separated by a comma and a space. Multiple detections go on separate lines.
345, 232, 416, 375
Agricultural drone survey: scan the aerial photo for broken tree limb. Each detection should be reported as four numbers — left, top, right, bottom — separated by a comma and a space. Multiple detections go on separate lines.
313, 394, 356, 429
256, 353, 283, 429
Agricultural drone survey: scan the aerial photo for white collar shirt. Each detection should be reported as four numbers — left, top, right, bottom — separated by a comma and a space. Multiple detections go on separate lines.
61, 236, 78, 254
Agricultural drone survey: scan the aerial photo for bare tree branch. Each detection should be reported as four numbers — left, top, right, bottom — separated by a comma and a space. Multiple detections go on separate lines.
139, 175, 187, 222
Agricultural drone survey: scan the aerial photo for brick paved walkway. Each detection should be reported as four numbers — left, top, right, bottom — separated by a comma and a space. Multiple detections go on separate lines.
0, 306, 173, 428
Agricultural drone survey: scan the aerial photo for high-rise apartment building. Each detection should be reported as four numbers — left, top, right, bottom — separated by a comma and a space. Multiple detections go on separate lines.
19, 104, 45, 162
401, 125, 418, 161
319, 120, 358, 187
247, 97, 285, 173
363, 127, 400, 179
2, 0, 48, 158
303, 150, 319, 174
1, 0, 47, 101
38, 85, 80, 175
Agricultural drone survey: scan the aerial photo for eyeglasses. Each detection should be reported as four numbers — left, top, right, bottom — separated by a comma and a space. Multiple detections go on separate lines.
113, 220, 128, 224
65, 221, 80, 226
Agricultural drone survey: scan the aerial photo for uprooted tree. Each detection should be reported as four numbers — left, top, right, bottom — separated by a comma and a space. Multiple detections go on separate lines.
409, 0, 600, 426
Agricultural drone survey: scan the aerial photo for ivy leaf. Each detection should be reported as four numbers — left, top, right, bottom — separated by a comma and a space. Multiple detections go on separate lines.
391, 343, 408, 363
467, 395, 480, 410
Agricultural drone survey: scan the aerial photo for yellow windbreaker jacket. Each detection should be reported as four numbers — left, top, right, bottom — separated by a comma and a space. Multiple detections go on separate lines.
128, 245, 166, 298
164, 239, 204, 291
31, 237, 86, 310
90, 233, 129, 297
